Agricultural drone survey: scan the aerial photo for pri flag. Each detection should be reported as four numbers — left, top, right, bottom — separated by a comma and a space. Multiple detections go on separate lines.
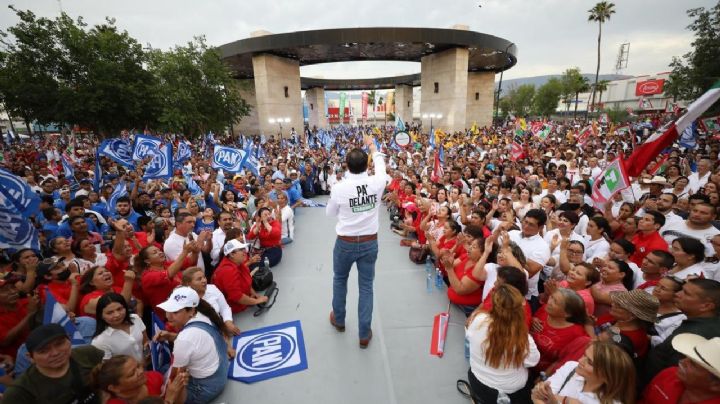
700, 116, 720, 133
0, 168, 41, 251
625, 80, 720, 177
43, 291, 85, 346
591, 158, 630, 207
510, 142, 523, 161
576, 126, 593, 146
430, 149, 444, 183
430, 310, 450, 357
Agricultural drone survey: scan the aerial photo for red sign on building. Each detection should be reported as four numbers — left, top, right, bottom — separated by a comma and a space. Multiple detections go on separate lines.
635, 79, 665, 96
328, 107, 350, 124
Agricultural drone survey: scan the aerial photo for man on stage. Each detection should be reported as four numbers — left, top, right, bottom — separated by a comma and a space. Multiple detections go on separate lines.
326, 134, 388, 348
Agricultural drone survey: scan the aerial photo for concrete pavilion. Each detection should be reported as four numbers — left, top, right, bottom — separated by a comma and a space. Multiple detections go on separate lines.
219, 26, 516, 136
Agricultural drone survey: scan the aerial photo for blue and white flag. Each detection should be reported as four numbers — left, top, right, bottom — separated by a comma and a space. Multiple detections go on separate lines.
300, 198, 326, 207
143, 143, 173, 180
149, 313, 172, 375
93, 150, 102, 192
61, 154, 75, 183
107, 181, 128, 216
185, 172, 204, 197
175, 141, 192, 163
0, 168, 41, 251
242, 143, 260, 176
679, 121, 698, 150
429, 127, 436, 150
395, 115, 406, 132
132, 134, 162, 161
43, 292, 85, 346
99, 139, 134, 168
212, 145, 247, 173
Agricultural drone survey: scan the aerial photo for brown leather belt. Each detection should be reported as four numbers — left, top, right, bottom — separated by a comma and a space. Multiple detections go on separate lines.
338, 234, 378, 243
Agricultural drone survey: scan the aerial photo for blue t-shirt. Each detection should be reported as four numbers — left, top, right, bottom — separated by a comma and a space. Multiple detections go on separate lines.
195, 218, 216, 234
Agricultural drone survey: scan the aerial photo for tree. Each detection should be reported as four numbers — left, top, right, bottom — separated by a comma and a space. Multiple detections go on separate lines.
367, 90, 377, 110
501, 84, 535, 116
606, 104, 632, 123
147, 37, 250, 137
595, 79, 610, 105
533, 78, 563, 117
587, 1, 616, 119
666, 2, 720, 115
561, 68, 589, 120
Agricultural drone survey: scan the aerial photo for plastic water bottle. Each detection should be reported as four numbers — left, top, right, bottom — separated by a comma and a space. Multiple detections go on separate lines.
464, 336, 470, 360
263, 257, 270, 270
425, 255, 433, 276
426, 273, 433, 294
435, 268, 443, 290
497, 392, 511, 404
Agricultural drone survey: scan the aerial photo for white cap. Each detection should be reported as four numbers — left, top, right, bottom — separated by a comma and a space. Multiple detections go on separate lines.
223, 239, 249, 256
581, 167, 591, 175
672, 334, 720, 378
157, 287, 199, 313
289, 169, 298, 175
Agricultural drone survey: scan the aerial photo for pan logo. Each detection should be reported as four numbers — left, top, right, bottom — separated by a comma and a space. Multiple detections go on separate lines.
237, 331, 296, 372
136, 140, 159, 160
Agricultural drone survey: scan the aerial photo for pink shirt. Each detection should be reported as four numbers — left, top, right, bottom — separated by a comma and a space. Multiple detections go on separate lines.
592, 282, 627, 318
559, 281, 595, 316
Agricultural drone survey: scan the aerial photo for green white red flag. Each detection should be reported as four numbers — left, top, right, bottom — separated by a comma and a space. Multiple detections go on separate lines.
624, 80, 720, 177
591, 158, 631, 207
700, 116, 720, 132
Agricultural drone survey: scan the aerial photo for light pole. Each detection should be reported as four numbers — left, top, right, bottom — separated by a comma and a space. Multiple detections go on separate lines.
268, 117, 290, 141
422, 113, 443, 132
494, 42, 515, 121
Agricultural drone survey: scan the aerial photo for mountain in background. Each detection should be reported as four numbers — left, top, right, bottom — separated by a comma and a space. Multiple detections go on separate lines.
496, 74, 633, 96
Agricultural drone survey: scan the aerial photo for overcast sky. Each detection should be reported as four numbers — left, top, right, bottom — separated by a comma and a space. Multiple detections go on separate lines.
1, 0, 714, 80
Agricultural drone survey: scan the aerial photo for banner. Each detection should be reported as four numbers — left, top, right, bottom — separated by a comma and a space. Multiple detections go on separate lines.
149, 312, 172, 375
635, 79, 665, 96
132, 134, 162, 161
339, 92, 347, 121
228, 320, 308, 383
679, 121, 698, 149
143, 143, 173, 180
591, 158, 630, 206
99, 138, 134, 168
430, 311, 449, 357
0, 168, 41, 251
212, 145, 247, 173
361, 92, 368, 120
43, 292, 85, 346
701, 116, 720, 132
107, 181, 128, 216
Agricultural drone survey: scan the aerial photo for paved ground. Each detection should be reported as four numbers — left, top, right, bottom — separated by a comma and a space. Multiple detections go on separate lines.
214, 199, 470, 404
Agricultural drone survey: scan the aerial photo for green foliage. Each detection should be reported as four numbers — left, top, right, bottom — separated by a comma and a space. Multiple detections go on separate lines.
500, 84, 535, 116
606, 104, 631, 123
147, 37, 250, 137
587, 2, 616, 116
561, 67, 590, 119
533, 78, 563, 117
666, 1, 720, 115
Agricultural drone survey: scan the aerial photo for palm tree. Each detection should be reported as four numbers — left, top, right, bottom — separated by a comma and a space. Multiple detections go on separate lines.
368, 90, 377, 111
595, 79, 610, 106
587, 1, 616, 119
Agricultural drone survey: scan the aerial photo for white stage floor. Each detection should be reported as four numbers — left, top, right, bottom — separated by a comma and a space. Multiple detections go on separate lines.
214, 198, 470, 404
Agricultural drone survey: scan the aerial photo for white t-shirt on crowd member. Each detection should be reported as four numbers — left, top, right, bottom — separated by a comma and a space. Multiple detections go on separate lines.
172, 313, 220, 379
660, 221, 720, 257
508, 230, 550, 299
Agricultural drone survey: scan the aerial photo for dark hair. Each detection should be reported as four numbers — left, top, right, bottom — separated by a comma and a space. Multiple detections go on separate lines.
662, 192, 679, 204
645, 210, 666, 227
257, 206, 271, 218
650, 250, 675, 269
69, 216, 86, 226
135, 245, 156, 274
90, 355, 136, 394
613, 238, 635, 255
611, 259, 635, 291
116, 196, 131, 205
568, 240, 585, 252
80, 266, 103, 295
687, 279, 720, 315
557, 288, 589, 325
672, 237, 705, 263
176, 212, 194, 224
497, 266, 528, 296
524, 209, 547, 227
574, 262, 600, 286
65, 199, 85, 213
590, 216, 612, 238
42, 207, 59, 221
346, 148, 368, 174
220, 189, 237, 203
463, 224, 485, 240
446, 220, 461, 235
137, 216, 153, 229
185, 299, 230, 338
94, 293, 133, 337
70, 237, 89, 257
542, 194, 557, 208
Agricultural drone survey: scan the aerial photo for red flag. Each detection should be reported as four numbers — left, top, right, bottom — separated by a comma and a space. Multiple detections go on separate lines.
649, 154, 670, 175
430, 311, 449, 357
624, 122, 678, 177
510, 142, 523, 161
576, 126, 593, 146
430, 151, 443, 182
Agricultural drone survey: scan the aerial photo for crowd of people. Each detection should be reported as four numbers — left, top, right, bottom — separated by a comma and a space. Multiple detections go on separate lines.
0, 111, 719, 403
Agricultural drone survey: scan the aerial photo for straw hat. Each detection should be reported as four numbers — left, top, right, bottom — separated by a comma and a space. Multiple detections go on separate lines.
609, 289, 659, 323
672, 334, 720, 379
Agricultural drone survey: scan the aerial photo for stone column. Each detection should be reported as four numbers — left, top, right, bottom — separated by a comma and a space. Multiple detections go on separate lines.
394, 84, 413, 126
420, 47, 469, 133
252, 53, 303, 139
305, 87, 327, 130
233, 79, 259, 136
466, 71, 496, 129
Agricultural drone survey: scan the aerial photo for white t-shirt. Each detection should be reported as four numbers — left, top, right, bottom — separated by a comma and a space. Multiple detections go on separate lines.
661, 221, 720, 257
164, 230, 204, 270
670, 262, 707, 280
508, 230, 551, 298
584, 237, 610, 261
173, 313, 220, 378
280, 205, 294, 240
466, 312, 540, 394
210, 228, 227, 267
91, 314, 146, 361
203, 284, 233, 323
549, 361, 621, 404
543, 229, 586, 269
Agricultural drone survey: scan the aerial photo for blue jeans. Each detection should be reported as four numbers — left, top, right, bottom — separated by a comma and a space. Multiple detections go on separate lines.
182, 321, 229, 404
281, 237, 293, 245
332, 238, 378, 339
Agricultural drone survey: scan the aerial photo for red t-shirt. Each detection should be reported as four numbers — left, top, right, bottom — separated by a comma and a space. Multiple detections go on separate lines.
141, 264, 181, 318
630, 231, 669, 267
248, 220, 282, 248
530, 307, 588, 371
38, 282, 73, 305
106, 371, 164, 404
641, 366, 720, 404
596, 315, 651, 358
79, 286, 121, 317
0, 298, 30, 357
105, 252, 130, 288
437, 236, 466, 275
447, 258, 484, 306
212, 257, 252, 313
